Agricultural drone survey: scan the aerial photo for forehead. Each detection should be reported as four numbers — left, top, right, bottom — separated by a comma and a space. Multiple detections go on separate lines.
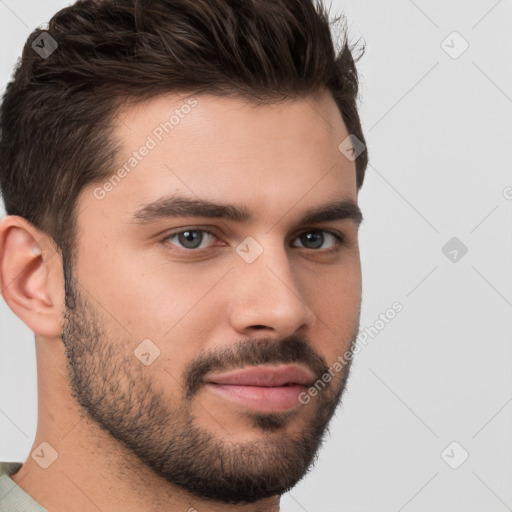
80, 91, 358, 229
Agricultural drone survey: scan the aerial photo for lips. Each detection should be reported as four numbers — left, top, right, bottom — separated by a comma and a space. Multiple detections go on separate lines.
203, 364, 316, 413
204, 364, 315, 388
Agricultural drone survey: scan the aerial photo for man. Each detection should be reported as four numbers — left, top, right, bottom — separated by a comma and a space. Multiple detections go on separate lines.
0, 0, 368, 510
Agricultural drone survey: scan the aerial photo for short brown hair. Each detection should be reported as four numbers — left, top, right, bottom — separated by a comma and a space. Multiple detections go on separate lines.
0, 0, 368, 267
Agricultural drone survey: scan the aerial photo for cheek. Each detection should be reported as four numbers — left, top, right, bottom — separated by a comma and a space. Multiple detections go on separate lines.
90, 254, 233, 376
74, 256, 223, 391
304, 250, 361, 302
300, 257, 361, 353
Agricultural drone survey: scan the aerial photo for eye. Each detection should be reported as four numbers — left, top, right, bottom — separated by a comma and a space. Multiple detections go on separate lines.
291, 230, 344, 253
163, 229, 219, 250
162, 228, 344, 254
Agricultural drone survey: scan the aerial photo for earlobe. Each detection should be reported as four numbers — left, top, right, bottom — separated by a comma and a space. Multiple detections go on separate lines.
0, 216, 63, 338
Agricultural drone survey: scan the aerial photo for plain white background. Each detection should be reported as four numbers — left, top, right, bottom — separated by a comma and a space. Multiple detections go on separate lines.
1, 1, 511, 511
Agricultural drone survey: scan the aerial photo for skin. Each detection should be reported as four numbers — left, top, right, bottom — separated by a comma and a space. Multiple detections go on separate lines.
0, 88, 362, 512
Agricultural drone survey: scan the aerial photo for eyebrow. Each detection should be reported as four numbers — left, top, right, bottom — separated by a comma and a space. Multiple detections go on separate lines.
130, 195, 363, 228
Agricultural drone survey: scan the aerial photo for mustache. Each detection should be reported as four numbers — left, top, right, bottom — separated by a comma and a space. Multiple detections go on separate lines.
183, 334, 330, 399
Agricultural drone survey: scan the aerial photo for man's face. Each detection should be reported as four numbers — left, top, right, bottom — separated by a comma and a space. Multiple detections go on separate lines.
62, 90, 362, 503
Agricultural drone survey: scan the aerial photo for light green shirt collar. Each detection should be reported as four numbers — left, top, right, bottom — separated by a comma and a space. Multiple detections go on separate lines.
0, 462, 47, 511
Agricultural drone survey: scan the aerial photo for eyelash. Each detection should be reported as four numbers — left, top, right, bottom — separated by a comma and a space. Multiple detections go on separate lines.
161, 228, 345, 255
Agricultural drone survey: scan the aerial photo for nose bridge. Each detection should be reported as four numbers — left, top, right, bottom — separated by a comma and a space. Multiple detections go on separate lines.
227, 235, 316, 334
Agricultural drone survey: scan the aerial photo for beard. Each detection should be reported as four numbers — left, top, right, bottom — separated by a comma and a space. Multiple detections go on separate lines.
60, 268, 359, 505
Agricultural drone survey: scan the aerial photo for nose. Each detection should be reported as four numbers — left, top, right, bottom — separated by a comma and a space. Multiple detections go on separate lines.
227, 240, 317, 338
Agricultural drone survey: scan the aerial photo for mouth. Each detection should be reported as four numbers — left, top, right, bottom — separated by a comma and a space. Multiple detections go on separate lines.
203, 364, 315, 413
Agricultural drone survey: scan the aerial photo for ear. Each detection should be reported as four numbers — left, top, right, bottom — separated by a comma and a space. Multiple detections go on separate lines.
0, 215, 64, 338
